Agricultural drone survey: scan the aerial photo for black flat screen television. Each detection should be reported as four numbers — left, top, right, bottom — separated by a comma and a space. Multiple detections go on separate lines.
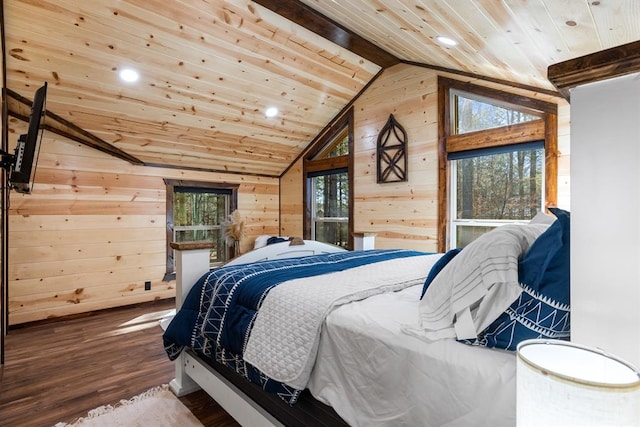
9, 82, 48, 194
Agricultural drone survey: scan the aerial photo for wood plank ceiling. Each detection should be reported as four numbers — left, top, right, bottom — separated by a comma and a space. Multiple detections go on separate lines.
3, 0, 639, 177
297, 0, 640, 90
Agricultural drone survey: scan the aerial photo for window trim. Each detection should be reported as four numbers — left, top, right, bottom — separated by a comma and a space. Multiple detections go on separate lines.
437, 77, 558, 252
303, 108, 354, 249
163, 179, 238, 281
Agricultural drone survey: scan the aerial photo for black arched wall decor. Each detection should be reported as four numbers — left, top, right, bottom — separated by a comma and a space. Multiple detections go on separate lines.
377, 114, 408, 183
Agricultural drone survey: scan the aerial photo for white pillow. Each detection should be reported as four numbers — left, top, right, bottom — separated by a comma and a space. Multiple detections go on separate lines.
253, 235, 272, 249
529, 210, 556, 225
416, 223, 549, 341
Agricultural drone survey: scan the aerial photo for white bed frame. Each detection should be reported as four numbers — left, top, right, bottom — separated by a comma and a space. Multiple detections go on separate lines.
168, 239, 349, 426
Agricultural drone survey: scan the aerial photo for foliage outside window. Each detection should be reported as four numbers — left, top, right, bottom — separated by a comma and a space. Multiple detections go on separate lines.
311, 171, 349, 248
451, 144, 544, 247
164, 180, 238, 279
438, 78, 558, 252
315, 126, 349, 158
173, 188, 229, 262
304, 109, 353, 249
454, 92, 541, 134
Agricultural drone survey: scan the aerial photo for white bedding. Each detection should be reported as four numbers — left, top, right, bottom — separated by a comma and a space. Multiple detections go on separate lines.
244, 254, 436, 389
308, 284, 517, 427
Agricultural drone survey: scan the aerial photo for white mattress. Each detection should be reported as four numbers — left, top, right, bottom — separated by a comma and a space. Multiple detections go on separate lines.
308, 284, 517, 427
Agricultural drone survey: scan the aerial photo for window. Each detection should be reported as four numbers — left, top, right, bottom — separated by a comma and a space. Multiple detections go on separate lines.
164, 180, 238, 279
310, 170, 349, 247
438, 78, 558, 251
304, 109, 353, 249
450, 143, 544, 247
453, 91, 541, 134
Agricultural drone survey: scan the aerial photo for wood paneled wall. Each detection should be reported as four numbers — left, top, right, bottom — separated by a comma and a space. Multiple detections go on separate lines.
7, 119, 279, 325
280, 64, 571, 251
279, 161, 303, 238
7, 63, 570, 324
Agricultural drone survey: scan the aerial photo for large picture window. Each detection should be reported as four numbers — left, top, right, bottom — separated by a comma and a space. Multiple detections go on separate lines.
438, 78, 558, 251
450, 143, 544, 247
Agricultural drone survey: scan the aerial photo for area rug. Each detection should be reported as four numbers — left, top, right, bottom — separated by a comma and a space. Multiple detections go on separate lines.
54, 384, 204, 427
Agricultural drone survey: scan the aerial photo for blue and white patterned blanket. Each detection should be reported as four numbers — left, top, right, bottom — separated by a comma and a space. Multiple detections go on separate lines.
163, 249, 428, 404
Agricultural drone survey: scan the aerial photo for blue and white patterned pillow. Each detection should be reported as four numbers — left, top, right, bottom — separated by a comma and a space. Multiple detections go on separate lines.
461, 208, 571, 351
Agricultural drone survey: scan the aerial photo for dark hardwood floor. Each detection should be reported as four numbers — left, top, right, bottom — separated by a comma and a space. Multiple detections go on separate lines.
0, 299, 239, 427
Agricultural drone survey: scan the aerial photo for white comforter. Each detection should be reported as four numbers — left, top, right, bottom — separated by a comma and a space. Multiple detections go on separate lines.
243, 254, 439, 389
308, 284, 517, 427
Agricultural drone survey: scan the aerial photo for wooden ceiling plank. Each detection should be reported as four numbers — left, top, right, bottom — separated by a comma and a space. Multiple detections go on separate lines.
7, 0, 639, 175
5, 8, 373, 102
536, 0, 601, 57
369, 0, 478, 70
5, 0, 379, 175
461, 0, 550, 82
74, 108, 319, 148
589, 0, 640, 48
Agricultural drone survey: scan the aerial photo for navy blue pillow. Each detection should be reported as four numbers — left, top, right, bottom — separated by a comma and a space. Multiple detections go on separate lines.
460, 208, 570, 351
420, 248, 461, 299
267, 236, 289, 245
520, 207, 570, 303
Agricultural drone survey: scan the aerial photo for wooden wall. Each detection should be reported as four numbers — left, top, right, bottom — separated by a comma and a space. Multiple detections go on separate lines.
7, 63, 571, 325
280, 64, 571, 251
279, 160, 303, 238
7, 119, 279, 325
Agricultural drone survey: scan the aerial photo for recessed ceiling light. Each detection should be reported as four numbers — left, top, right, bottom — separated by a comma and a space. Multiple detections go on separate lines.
265, 107, 279, 118
435, 35, 458, 47
119, 68, 139, 83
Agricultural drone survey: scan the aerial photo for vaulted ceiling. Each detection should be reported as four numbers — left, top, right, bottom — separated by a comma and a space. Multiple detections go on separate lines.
3, 0, 639, 177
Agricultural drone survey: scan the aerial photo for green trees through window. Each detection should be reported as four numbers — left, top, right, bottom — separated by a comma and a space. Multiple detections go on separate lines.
312, 171, 349, 248
173, 189, 229, 263
455, 149, 542, 221
304, 109, 353, 249
164, 180, 238, 278
454, 92, 540, 134
439, 79, 557, 250
452, 146, 543, 246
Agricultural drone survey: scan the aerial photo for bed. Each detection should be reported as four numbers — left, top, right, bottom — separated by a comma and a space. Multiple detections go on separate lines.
163, 208, 570, 426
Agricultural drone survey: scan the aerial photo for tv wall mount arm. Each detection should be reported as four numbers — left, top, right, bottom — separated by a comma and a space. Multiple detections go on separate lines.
0, 134, 25, 172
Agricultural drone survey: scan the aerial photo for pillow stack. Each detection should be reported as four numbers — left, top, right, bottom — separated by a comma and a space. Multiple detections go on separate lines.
416, 208, 571, 351
465, 207, 571, 350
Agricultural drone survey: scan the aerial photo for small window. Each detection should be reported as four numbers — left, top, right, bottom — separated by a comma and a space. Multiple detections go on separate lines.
173, 187, 229, 262
453, 91, 541, 134
313, 126, 349, 159
164, 180, 238, 279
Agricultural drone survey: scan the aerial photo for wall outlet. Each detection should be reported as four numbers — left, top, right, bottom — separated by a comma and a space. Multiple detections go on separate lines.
144, 281, 151, 291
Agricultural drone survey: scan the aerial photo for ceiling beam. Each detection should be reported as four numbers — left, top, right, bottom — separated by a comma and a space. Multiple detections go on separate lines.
5, 89, 143, 165
253, 0, 400, 69
548, 40, 640, 101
